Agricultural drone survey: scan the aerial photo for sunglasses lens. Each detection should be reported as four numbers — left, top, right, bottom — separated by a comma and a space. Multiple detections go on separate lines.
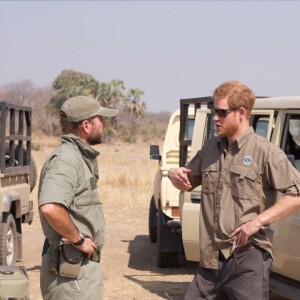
211, 108, 227, 117
217, 109, 227, 117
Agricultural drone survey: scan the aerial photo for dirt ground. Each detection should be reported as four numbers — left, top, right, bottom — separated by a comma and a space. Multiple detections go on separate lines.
18, 146, 289, 300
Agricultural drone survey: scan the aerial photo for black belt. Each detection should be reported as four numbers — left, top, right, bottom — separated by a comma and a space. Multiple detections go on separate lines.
233, 243, 255, 255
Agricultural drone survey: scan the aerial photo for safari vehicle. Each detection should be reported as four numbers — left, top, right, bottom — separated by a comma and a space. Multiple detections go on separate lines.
0, 102, 35, 266
149, 97, 212, 267
179, 96, 300, 299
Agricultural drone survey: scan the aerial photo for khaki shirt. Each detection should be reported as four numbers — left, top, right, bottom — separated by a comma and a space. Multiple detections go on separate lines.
38, 134, 105, 249
187, 127, 300, 269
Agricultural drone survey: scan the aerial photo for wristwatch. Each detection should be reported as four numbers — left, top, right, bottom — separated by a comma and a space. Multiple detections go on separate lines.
72, 233, 85, 246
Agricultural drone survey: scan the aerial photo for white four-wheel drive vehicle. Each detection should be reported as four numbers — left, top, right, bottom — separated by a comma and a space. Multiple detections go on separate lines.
0, 102, 36, 266
149, 97, 212, 267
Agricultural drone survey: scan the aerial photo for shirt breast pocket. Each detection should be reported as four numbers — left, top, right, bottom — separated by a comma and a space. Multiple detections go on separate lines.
202, 164, 219, 194
230, 165, 258, 200
76, 175, 100, 207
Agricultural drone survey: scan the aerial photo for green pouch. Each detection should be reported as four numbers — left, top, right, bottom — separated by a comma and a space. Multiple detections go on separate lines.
0, 266, 29, 299
59, 243, 84, 279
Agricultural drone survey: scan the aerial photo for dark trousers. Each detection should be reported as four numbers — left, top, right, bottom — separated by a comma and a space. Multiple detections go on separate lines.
184, 247, 272, 300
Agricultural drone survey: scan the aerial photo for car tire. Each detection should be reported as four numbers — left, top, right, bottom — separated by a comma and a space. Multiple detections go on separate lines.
149, 196, 157, 243
157, 209, 179, 268
0, 213, 17, 266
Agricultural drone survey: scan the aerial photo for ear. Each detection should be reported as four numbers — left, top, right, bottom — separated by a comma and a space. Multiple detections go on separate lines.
239, 107, 247, 119
80, 120, 92, 135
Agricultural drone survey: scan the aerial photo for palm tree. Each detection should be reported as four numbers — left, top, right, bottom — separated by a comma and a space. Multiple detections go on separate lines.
97, 80, 125, 109
96, 80, 126, 141
125, 88, 147, 143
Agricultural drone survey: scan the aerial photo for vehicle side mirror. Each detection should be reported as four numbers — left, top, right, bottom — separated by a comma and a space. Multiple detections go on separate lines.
150, 145, 161, 161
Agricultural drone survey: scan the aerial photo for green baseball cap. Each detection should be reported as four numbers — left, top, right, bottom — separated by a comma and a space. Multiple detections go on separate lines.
60, 96, 118, 122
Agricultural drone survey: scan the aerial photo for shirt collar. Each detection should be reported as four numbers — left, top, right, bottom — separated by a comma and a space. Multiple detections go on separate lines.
61, 133, 100, 161
217, 127, 255, 152
236, 127, 255, 149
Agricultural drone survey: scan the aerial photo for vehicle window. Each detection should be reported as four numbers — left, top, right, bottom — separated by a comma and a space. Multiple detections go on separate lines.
251, 115, 271, 138
282, 115, 300, 171
203, 114, 217, 144
186, 119, 195, 140
255, 120, 269, 138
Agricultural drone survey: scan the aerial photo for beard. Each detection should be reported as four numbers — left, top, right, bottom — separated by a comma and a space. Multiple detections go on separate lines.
87, 131, 102, 145
217, 117, 239, 138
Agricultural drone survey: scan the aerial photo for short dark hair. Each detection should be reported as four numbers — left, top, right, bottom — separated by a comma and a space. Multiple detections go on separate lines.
59, 111, 82, 135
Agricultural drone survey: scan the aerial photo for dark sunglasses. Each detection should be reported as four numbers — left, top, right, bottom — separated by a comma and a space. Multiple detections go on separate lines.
210, 107, 239, 118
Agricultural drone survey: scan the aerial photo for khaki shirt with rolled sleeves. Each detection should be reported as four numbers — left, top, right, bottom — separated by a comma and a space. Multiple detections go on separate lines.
38, 134, 104, 249
187, 127, 300, 269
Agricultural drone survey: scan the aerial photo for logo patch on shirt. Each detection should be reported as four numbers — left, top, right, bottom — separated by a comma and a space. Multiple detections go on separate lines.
243, 155, 253, 165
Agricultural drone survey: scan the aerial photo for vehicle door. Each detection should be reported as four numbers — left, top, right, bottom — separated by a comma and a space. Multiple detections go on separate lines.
271, 111, 300, 281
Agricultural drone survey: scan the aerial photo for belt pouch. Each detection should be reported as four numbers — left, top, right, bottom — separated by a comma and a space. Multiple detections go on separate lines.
48, 247, 59, 275
59, 243, 83, 279
90, 246, 101, 263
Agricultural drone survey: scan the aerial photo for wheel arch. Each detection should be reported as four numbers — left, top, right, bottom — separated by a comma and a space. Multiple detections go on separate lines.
3, 191, 22, 219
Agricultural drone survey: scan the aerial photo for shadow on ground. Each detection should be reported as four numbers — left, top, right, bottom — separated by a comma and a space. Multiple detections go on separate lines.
125, 235, 197, 273
125, 274, 190, 300
27, 265, 41, 272
124, 234, 198, 299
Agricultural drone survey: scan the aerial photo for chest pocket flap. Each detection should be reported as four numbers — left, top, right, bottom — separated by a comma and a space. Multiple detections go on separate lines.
230, 164, 258, 199
202, 164, 219, 194
76, 174, 100, 206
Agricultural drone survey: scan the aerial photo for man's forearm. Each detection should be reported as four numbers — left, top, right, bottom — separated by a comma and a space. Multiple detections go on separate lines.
257, 194, 300, 226
230, 194, 300, 245
40, 203, 80, 243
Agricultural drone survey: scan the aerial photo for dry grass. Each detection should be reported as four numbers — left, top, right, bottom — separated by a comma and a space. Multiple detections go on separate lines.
95, 143, 159, 208
31, 135, 161, 210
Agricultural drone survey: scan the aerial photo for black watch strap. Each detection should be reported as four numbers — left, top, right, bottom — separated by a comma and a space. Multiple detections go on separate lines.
72, 233, 85, 246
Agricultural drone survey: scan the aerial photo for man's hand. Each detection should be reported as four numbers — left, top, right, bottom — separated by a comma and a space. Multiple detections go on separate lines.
230, 194, 300, 246
61, 236, 96, 257
74, 237, 96, 257
168, 167, 192, 190
230, 219, 262, 246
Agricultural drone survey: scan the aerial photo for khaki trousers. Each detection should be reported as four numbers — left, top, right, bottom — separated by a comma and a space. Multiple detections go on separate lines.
185, 247, 272, 300
40, 253, 103, 300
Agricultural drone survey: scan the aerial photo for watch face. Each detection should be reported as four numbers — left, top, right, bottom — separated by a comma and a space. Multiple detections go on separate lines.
73, 234, 85, 246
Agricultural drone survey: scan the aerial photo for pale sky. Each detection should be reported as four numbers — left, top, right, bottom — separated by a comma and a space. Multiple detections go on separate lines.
1, 1, 300, 112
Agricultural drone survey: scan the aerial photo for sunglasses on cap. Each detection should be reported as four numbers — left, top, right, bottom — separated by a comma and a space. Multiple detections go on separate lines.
210, 107, 240, 118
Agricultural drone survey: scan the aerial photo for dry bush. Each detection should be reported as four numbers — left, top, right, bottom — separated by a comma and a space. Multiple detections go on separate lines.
32, 134, 60, 150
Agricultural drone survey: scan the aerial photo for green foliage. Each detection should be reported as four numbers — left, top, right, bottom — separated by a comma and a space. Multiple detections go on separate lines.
125, 88, 147, 143
126, 88, 146, 118
48, 70, 100, 113
97, 80, 125, 108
